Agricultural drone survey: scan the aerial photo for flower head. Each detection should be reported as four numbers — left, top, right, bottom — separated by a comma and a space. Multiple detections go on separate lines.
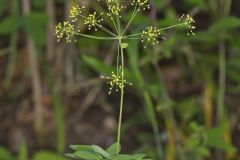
141, 26, 162, 48
101, 71, 132, 94
107, 2, 124, 17
55, 21, 79, 43
70, 5, 85, 22
179, 14, 196, 35
131, 0, 150, 11
84, 12, 104, 31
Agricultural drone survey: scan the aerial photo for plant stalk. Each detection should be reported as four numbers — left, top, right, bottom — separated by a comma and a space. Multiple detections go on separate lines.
117, 38, 124, 153
217, 40, 226, 122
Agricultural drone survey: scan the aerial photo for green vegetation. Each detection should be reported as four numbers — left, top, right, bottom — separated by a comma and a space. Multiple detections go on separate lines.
0, 0, 239, 160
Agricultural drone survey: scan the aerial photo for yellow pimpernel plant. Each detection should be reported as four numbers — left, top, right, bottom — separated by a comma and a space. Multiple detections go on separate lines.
55, 0, 195, 159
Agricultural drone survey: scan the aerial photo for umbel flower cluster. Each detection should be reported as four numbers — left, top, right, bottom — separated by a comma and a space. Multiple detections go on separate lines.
56, 1, 196, 159
55, 0, 195, 93
101, 68, 132, 94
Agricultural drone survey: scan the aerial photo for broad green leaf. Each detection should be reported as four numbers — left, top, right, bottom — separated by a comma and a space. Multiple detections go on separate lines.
131, 153, 146, 160
92, 145, 110, 158
32, 151, 65, 160
121, 43, 129, 49
107, 143, 121, 155
75, 150, 102, 160
70, 145, 93, 152
65, 153, 78, 159
109, 154, 132, 160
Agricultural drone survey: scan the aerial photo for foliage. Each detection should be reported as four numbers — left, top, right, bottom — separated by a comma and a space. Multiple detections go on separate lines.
0, 0, 239, 159
0, 146, 65, 160
56, 0, 195, 159
66, 143, 152, 160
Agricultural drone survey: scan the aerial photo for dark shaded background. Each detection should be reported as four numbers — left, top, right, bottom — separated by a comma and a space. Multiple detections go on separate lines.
0, 0, 240, 159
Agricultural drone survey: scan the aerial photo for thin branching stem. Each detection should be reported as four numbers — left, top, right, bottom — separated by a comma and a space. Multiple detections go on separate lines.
159, 22, 187, 31
121, 5, 139, 36
79, 14, 117, 37
123, 32, 142, 38
74, 32, 118, 40
117, 38, 124, 153
116, 41, 120, 76
106, 1, 119, 35
96, 23, 118, 37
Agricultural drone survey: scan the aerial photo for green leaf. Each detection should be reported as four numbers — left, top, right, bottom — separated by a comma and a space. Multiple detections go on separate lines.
131, 153, 146, 160
183, 0, 206, 9
82, 55, 114, 75
70, 145, 93, 152
75, 150, 102, 160
206, 125, 225, 138
109, 154, 132, 160
65, 153, 78, 159
82, 55, 136, 83
107, 143, 121, 155
32, 0, 46, 8
185, 137, 201, 149
0, 16, 21, 34
205, 138, 236, 152
0, 147, 14, 160
196, 146, 210, 157
0, 0, 7, 15
208, 17, 240, 33
188, 31, 218, 43
120, 43, 129, 49
23, 12, 47, 48
92, 145, 110, 158
18, 140, 28, 160
32, 151, 65, 160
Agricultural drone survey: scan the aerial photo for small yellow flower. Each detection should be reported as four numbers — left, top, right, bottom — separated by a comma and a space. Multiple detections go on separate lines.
179, 14, 196, 35
131, 0, 150, 11
107, 3, 124, 17
84, 12, 104, 31
101, 71, 132, 94
70, 5, 85, 22
141, 26, 162, 48
55, 21, 79, 43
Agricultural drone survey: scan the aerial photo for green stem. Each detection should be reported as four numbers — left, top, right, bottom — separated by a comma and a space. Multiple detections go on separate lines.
96, 23, 117, 37
74, 33, 118, 40
217, 40, 226, 122
121, 5, 139, 36
117, 38, 124, 152
79, 14, 116, 37
159, 23, 187, 31
106, 1, 119, 35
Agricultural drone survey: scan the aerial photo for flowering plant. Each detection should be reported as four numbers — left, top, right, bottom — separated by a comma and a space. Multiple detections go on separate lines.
55, 0, 195, 159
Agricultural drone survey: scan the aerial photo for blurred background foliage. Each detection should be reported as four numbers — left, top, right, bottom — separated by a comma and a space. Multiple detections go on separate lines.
0, 0, 239, 160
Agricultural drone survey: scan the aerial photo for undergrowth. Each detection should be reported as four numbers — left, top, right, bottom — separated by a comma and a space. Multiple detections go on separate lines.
55, 0, 195, 159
